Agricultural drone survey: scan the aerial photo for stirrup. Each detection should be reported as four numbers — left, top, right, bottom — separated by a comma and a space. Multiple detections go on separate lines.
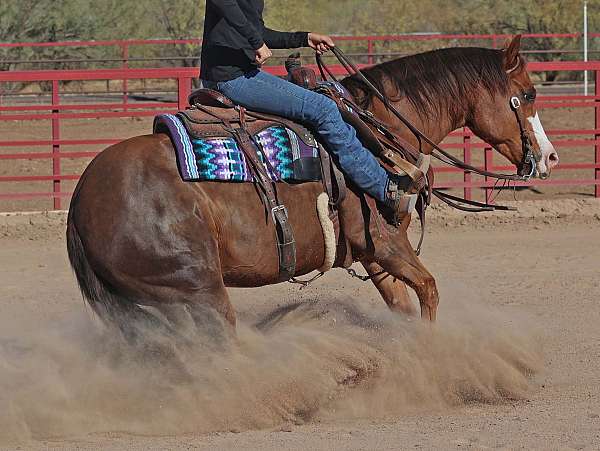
396, 193, 418, 214
386, 193, 418, 227
385, 154, 430, 226
408, 153, 430, 194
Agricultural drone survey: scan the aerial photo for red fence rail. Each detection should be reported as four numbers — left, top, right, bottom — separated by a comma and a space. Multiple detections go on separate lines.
0, 61, 599, 211
2, 33, 599, 68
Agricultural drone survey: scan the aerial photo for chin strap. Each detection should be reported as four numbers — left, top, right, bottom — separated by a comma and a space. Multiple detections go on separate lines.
510, 96, 541, 180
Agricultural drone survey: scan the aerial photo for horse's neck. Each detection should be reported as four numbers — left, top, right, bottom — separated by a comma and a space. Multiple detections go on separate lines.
371, 96, 467, 153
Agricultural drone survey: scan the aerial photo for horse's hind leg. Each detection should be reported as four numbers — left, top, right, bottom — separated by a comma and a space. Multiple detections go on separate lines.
188, 283, 236, 340
149, 278, 236, 354
115, 221, 236, 343
362, 261, 417, 316
372, 235, 439, 321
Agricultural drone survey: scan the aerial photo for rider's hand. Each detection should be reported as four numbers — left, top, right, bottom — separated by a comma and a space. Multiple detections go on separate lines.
255, 43, 272, 65
308, 33, 335, 55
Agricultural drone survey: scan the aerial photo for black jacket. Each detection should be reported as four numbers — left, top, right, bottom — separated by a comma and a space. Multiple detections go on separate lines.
200, 0, 309, 82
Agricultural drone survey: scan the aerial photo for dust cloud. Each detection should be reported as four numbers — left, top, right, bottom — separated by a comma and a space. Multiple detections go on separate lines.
0, 290, 542, 444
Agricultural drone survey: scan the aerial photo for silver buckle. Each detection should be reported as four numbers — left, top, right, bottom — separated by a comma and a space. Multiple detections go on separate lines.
271, 205, 288, 222
522, 150, 536, 180
510, 96, 521, 110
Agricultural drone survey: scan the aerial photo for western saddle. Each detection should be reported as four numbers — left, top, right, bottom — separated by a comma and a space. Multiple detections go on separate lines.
182, 61, 430, 282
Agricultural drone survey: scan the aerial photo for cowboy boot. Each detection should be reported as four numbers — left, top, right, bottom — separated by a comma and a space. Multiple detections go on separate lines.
384, 154, 429, 226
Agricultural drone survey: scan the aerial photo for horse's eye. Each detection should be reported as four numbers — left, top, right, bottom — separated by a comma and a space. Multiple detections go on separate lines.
523, 91, 536, 102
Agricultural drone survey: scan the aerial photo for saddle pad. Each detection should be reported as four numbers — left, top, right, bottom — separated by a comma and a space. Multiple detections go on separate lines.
154, 114, 322, 183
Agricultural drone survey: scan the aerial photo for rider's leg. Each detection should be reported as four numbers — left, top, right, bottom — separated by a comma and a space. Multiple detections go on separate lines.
212, 69, 391, 202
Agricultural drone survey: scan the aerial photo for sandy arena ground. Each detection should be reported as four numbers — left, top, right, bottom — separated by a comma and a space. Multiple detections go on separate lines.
1, 63, 599, 451
0, 199, 599, 450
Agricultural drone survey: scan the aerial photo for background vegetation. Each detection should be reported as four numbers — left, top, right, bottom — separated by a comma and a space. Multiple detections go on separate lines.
0, 0, 598, 70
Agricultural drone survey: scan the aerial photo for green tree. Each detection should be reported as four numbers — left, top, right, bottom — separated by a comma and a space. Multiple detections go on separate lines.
1, 0, 598, 71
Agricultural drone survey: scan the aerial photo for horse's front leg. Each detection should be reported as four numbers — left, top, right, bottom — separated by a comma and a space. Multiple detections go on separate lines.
371, 234, 439, 321
362, 261, 417, 316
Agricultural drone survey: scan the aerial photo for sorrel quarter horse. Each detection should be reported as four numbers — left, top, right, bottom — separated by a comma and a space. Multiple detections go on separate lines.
67, 36, 558, 337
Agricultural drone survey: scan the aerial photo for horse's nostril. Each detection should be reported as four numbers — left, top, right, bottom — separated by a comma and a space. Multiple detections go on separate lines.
547, 152, 559, 168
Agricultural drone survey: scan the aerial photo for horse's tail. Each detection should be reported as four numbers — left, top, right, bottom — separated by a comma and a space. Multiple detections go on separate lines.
66, 206, 162, 339
66, 211, 123, 324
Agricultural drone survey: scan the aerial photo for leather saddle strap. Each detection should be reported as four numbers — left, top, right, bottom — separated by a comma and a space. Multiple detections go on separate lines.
231, 124, 296, 282
379, 148, 425, 184
357, 111, 421, 164
319, 143, 348, 213
183, 105, 234, 129
331, 158, 347, 206
321, 87, 424, 184
319, 146, 335, 206
415, 192, 427, 256
238, 108, 284, 183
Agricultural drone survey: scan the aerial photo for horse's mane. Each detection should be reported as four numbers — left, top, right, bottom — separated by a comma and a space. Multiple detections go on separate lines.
341, 47, 511, 120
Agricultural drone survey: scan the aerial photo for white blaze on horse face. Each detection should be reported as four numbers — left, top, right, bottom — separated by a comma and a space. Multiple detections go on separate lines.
527, 112, 557, 176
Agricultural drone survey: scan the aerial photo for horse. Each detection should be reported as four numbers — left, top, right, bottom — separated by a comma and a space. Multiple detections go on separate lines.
66, 35, 558, 338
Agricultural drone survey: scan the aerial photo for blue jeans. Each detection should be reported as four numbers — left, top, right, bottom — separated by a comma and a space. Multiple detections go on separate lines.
206, 70, 389, 202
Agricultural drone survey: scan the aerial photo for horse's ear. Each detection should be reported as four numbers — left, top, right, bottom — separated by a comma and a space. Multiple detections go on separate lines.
503, 34, 522, 74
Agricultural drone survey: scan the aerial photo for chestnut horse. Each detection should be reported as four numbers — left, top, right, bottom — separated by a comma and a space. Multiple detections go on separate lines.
67, 36, 558, 338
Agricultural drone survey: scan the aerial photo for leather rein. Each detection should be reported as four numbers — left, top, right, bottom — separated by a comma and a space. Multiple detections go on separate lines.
317, 47, 538, 213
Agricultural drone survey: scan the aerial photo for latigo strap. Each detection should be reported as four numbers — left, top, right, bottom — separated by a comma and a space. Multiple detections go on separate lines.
230, 110, 296, 282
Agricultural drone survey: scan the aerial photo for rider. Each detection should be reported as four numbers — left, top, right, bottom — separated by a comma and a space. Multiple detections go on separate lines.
200, 0, 416, 216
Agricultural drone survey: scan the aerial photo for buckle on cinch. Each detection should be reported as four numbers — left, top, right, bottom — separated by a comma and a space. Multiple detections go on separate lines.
510, 96, 521, 110
523, 150, 536, 180
271, 205, 288, 223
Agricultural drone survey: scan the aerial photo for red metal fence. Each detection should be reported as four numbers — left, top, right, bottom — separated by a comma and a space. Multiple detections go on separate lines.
0, 61, 599, 211
0, 67, 196, 209
2, 33, 599, 68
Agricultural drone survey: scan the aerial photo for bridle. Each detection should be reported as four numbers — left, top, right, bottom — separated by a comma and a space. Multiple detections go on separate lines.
509, 95, 541, 180
306, 47, 544, 284
317, 47, 542, 212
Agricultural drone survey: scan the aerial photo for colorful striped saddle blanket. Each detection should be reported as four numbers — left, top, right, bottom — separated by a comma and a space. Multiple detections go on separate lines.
154, 113, 323, 183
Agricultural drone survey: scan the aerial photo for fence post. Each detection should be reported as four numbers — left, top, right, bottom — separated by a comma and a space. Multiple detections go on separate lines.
491, 35, 498, 49
484, 146, 494, 204
367, 39, 374, 65
463, 127, 472, 201
594, 70, 600, 197
52, 80, 61, 210
178, 75, 191, 110
121, 43, 129, 111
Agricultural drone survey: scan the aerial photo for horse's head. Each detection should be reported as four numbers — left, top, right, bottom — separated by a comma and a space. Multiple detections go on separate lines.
467, 35, 559, 179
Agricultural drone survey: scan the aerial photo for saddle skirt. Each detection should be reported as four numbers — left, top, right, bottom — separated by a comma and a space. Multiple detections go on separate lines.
153, 88, 348, 283
152, 74, 430, 281
154, 111, 322, 183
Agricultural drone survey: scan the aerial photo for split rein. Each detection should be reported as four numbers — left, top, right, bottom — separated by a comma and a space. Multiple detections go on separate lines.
292, 48, 536, 287
317, 47, 537, 213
